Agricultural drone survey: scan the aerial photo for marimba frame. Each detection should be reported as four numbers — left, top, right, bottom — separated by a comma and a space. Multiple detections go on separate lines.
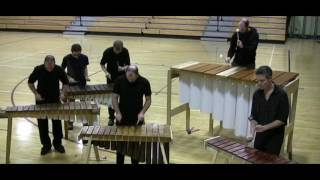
167, 61, 299, 160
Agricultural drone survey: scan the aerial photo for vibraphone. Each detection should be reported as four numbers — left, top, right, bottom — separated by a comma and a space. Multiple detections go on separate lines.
4, 101, 100, 163
65, 84, 113, 106
167, 61, 299, 158
204, 136, 297, 164
78, 123, 173, 164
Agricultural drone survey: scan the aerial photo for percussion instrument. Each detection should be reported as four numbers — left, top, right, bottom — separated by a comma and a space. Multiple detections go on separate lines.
4, 101, 100, 163
79, 123, 172, 164
204, 136, 297, 164
167, 61, 299, 159
65, 84, 113, 106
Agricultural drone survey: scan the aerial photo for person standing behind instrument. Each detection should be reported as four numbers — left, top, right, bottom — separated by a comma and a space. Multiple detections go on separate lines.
100, 40, 130, 126
249, 66, 289, 155
61, 43, 90, 130
28, 55, 69, 155
112, 65, 152, 164
226, 18, 259, 69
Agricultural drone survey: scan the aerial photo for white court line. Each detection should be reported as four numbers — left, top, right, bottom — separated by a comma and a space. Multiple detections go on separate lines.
268, 45, 275, 66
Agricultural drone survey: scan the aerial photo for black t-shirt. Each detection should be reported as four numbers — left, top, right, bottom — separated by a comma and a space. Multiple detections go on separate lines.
227, 27, 259, 66
113, 75, 151, 125
100, 47, 130, 80
250, 84, 289, 134
28, 65, 69, 103
61, 54, 89, 86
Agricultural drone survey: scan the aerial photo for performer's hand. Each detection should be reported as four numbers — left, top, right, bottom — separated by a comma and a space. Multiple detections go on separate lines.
225, 57, 231, 63
237, 40, 244, 48
137, 112, 145, 125
250, 120, 258, 134
255, 124, 268, 133
35, 93, 44, 101
68, 76, 78, 83
105, 72, 111, 80
85, 77, 91, 81
115, 112, 122, 123
59, 93, 66, 103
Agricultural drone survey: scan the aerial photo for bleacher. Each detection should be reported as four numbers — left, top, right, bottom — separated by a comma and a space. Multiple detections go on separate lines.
0, 16, 76, 31
202, 16, 287, 42
0, 16, 288, 42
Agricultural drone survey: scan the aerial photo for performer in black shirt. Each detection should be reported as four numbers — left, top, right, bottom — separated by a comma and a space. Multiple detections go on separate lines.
227, 18, 259, 69
249, 66, 290, 155
62, 44, 90, 130
112, 65, 152, 164
28, 55, 69, 155
100, 40, 130, 126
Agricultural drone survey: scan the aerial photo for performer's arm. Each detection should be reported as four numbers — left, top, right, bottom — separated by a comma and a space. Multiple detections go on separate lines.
227, 33, 237, 59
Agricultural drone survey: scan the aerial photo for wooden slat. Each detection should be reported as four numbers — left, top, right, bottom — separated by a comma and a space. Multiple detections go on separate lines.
204, 65, 231, 75
273, 72, 299, 86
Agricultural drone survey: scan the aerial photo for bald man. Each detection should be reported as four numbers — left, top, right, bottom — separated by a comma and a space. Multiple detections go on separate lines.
227, 18, 259, 69
112, 64, 152, 164
28, 55, 69, 155
100, 40, 131, 126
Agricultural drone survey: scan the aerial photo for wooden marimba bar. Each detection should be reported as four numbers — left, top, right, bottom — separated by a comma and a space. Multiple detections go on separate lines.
65, 84, 113, 106
4, 101, 100, 163
204, 136, 297, 164
167, 61, 299, 159
79, 123, 173, 164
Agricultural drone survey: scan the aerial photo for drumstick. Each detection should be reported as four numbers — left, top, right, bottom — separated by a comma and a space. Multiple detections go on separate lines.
236, 28, 240, 51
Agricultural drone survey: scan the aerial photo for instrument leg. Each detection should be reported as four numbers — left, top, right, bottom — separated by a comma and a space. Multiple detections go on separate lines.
209, 113, 214, 136
81, 137, 93, 164
6, 116, 13, 164
214, 121, 223, 136
64, 121, 69, 140
211, 149, 219, 164
160, 143, 168, 164
287, 131, 293, 160
186, 105, 190, 131
93, 145, 100, 161
167, 70, 172, 125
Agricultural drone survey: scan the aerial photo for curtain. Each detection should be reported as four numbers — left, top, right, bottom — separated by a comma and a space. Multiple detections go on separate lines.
288, 16, 320, 39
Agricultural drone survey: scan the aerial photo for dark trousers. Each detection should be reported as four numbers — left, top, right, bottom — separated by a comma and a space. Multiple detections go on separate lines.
116, 153, 139, 164
254, 131, 284, 155
38, 119, 63, 148
107, 78, 115, 120
232, 61, 256, 69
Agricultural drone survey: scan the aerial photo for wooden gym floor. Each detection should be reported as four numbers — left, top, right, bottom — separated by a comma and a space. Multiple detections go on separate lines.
0, 31, 319, 164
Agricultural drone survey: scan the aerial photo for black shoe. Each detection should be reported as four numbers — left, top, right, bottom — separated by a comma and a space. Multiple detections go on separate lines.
68, 122, 74, 130
108, 119, 114, 126
41, 146, 52, 155
54, 144, 65, 153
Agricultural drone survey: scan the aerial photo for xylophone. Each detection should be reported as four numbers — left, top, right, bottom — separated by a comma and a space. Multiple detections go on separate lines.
167, 61, 299, 159
204, 136, 297, 164
65, 84, 113, 106
4, 101, 100, 163
78, 123, 173, 164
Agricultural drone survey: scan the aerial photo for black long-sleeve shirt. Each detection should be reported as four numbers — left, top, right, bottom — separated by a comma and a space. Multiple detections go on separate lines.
250, 84, 289, 134
228, 27, 259, 66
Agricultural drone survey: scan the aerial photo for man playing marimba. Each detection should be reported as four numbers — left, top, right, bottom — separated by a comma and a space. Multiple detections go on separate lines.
62, 43, 90, 130
249, 66, 289, 155
28, 55, 69, 155
227, 18, 259, 69
100, 40, 131, 126
112, 64, 152, 164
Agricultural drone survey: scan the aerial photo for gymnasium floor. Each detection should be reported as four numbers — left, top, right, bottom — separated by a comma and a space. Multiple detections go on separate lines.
0, 31, 319, 164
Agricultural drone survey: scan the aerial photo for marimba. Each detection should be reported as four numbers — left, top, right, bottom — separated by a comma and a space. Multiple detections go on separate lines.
204, 136, 297, 164
79, 123, 173, 164
4, 101, 100, 163
167, 61, 299, 159
65, 84, 113, 106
